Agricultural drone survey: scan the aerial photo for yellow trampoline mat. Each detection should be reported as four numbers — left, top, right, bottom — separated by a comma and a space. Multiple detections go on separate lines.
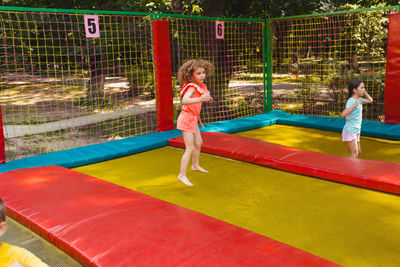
235, 125, 400, 162
74, 147, 400, 267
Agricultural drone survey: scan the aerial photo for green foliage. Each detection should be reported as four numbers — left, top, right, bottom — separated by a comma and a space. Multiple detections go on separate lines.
295, 76, 321, 115
332, 0, 399, 11
2, 0, 399, 19
325, 62, 386, 119
338, 3, 390, 59
0, 12, 153, 72
1, 0, 202, 14
123, 0, 171, 13
2, 0, 125, 10
326, 65, 355, 111
125, 65, 155, 98
361, 69, 385, 119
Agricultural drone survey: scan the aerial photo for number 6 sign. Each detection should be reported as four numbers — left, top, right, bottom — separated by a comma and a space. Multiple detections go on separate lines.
84, 15, 100, 38
216, 21, 224, 39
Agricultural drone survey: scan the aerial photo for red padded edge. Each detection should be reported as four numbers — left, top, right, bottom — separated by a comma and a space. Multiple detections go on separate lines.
169, 132, 400, 195
0, 165, 337, 266
384, 13, 400, 124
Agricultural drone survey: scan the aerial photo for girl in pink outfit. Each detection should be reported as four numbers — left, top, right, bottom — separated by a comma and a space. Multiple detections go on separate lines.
176, 59, 214, 186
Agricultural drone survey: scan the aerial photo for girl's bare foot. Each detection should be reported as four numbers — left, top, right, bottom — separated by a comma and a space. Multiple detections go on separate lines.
178, 174, 193, 186
191, 166, 208, 173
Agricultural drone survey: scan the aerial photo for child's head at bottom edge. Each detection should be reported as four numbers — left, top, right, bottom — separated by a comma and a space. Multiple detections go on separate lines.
0, 198, 7, 237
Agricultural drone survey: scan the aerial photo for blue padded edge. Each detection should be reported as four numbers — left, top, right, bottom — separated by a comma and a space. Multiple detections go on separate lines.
1, 110, 398, 174
201, 113, 279, 134
200, 110, 400, 140
265, 110, 400, 140
269, 110, 346, 132
0, 114, 279, 174
0, 130, 182, 174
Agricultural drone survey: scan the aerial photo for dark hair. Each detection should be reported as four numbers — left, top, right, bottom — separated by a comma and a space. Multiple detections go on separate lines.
177, 59, 214, 84
0, 198, 5, 222
348, 79, 363, 98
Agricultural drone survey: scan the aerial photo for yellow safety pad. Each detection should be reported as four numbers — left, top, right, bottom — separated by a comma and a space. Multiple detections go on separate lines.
74, 147, 400, 267
236, 125, 400, 162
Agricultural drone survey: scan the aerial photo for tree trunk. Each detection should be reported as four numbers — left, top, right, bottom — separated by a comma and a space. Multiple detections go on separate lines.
86, 51, 105, 107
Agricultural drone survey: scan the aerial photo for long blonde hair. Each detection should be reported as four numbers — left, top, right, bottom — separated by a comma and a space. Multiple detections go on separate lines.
177, 59, 214, 84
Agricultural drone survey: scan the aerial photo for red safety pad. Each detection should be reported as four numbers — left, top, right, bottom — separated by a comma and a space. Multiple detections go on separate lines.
152, 20, 174, 131
384, 13, 400, 124
0, 165, 336, 266
169, 132, 400, 195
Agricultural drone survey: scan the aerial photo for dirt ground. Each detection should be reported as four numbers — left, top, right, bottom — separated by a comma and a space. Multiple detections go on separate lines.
0, 74, 265, 161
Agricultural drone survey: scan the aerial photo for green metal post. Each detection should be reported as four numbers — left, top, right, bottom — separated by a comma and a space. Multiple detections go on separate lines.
264, 19, 272, 112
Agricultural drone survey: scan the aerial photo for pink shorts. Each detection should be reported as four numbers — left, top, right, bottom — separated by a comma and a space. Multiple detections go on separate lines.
177, 112, 198, 133
342, 131, 360, 142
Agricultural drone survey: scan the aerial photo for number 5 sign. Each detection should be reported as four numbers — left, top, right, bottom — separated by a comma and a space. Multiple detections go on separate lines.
216, 21, 224, 39
84, 15, 100, 38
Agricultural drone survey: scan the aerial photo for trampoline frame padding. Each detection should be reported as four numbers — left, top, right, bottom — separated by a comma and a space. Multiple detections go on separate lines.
0, 165, 337, 266
170, 132, 400, 195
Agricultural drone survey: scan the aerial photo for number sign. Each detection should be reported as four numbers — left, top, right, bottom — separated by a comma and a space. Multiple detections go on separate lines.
84, 15, 100, 38
216, 21, 224, 39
